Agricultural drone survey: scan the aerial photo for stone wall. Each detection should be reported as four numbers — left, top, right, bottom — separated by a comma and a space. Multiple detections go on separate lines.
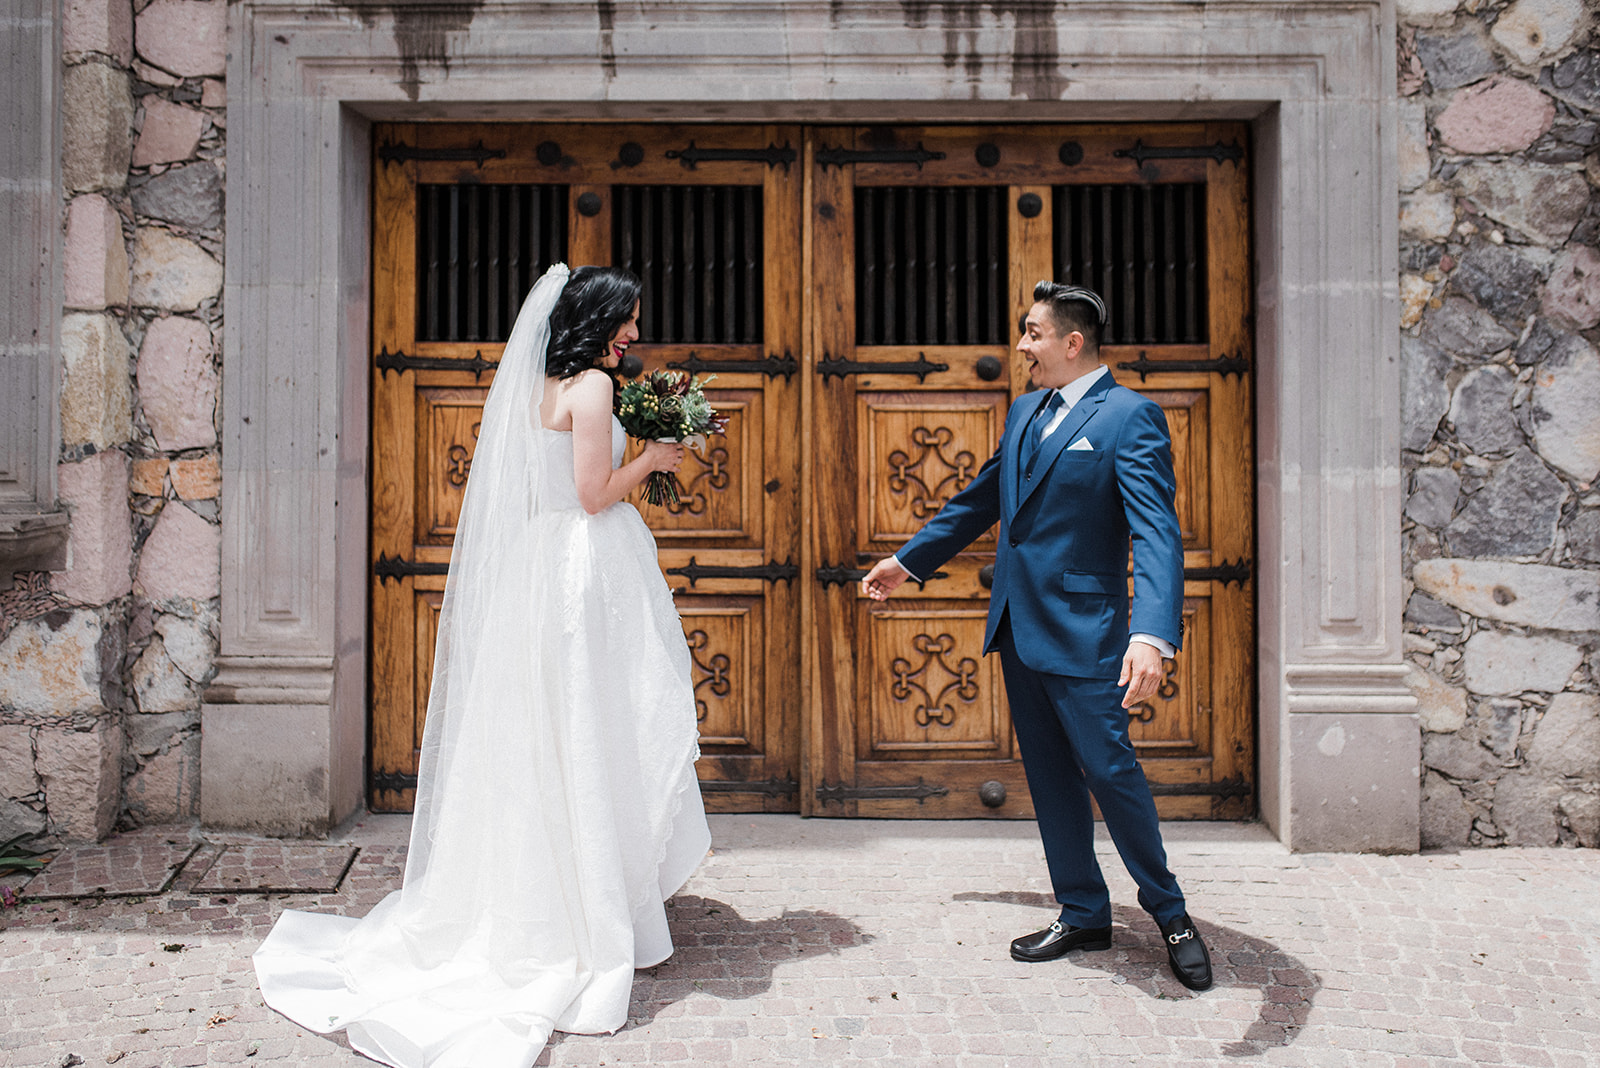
0, 0, 226, 842
1398, 0, 1600, 847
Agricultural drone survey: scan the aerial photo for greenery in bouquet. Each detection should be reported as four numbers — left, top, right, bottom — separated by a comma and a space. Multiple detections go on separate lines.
614, 370, 729, 506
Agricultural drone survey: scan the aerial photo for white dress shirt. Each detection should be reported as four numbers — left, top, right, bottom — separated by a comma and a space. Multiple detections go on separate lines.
892, 363, 1176, 660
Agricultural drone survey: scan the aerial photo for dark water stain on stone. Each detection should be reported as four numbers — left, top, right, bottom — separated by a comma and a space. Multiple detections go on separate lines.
333, 0, 488, 102
898, 0, 1066, 100
597, 0, 616, 82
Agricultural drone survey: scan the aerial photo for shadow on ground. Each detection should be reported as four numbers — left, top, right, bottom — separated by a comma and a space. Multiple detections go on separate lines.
953, 890, 1320, 1057
623, 895, 872, 1029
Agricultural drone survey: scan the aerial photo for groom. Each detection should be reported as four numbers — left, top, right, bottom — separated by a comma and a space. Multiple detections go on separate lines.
861, 281, 1212, 991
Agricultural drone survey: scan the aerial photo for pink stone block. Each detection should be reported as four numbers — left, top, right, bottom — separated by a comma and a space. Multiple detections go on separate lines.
131, 98, 205, 168
63, 195, 129, 310
55, 451, 133, 607
63, 0, 133, 64
134, 503, 219, 603
137, 316, 217, 450
1542, 245, 1600, 331
1436, 76, 1555, 155
134, 0, 226, 78
35, 722, 121, 842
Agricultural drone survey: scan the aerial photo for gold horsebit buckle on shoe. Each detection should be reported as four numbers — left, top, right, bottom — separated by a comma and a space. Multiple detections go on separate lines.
1049, 921, 1063, 933
1167, 928, 1195, 945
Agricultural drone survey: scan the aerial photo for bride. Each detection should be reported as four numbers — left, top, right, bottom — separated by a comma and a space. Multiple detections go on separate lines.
253, 264, 711, 1068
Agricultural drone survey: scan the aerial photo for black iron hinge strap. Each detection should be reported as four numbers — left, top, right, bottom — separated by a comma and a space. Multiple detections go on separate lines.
815, 563, 947, 588
665, 142, 798, 170
371, 770, 419, 793
1115, 352, 1249, 382
1113, 139, 1244, 167
815, 779, 949, 805
667, 557, 800, 588
816, 144, 946, 170
378, 141, 507, 167
1182, 559, 1252, 587
373, 553, 450, 584
376, 346, 497, 380
699, 778, 800, 797
817, 355, 949, 382
1146, 777, 1252, 799
665, 352, 799, 380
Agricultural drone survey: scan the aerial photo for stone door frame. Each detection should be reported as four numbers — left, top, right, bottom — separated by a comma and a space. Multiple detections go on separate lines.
206, 0, 1417, 850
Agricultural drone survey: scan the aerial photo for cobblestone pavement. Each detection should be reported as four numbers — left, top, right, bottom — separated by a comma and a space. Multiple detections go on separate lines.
2, 815, 1597, 1068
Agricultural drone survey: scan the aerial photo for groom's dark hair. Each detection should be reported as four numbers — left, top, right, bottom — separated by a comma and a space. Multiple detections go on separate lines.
1032, 280, 1107, 353
546, 266, 643, 379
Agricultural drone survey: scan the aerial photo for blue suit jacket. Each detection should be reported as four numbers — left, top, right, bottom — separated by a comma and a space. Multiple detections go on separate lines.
898, 372, 1185, 678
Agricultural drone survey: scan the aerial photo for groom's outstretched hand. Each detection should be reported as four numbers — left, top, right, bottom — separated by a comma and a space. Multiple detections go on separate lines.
861, 557, 911, 601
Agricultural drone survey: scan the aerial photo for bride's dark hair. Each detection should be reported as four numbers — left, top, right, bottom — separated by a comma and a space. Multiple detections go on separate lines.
545, 266, 642, 379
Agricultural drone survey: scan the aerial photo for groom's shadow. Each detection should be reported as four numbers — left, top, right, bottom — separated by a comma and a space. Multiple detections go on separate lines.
626, 894, 872, 1028
954, 891, 1320, 1058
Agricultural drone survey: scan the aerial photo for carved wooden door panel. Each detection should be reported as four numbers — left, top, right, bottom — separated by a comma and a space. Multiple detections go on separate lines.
369, 124, 803, 812
805, 124, 1255, 818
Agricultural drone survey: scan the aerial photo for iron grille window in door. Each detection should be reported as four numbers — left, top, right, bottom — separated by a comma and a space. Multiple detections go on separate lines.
612, 185, 764, 345
855, 186, 1007, 346
416, 184, 569, 342
1052, 184, 1207, 345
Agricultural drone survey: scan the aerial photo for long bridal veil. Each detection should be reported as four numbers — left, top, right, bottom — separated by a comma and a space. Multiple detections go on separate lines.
254, 264, 710, 1068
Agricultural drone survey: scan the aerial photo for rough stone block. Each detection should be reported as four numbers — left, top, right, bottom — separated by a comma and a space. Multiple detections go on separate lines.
1493, 772, 1561, 845
1288, 713, 1420, 854
1463, 630, 1584, 695
1400, 336, 1453, 452
55, 450, 132, 606
1419, 770, 1473, 849
133, 502, 219, 603
1405, 589, 1463, 631
130, 162, 223, 230
1540, 50, 1600, 112
128, 228, 222, 311
123, 731, 199, 821
1448, 364, 1521, 456
59, 312, 134, 451
0, 610, 105, 716
1529, 331, 1600, 481
62, 61, 134, 194
136, 315, 217, 450
155, 613, 213, 682
1407, 664, 1468, 733
1397, 99, 1431, 192
129, 456, 168, 496
35, 722, 121, 842
1456, 161, 1591, 246
168, 454, 220, 500
124, 708, 196, 756
1491, 0, 1587, 67
1399, 273, 1432, 329
1423, 725, 1499, 781
0, 798, 47, 841
1451, 244, 1543, 327
1397, 0, 1463, 22
1569, 507, 1600, 564
1437, 75, 1556, 155
131, 635, 197, 713
200, 78, 224, 107
131, 97, 206, 168
1421, 295, 1515, 358
63, 0, 133, 63
1560, 791, 1599, 847
1524, 692, 1599, 779
1399, 190, 1455, 240
1414, 557, 1600, 632
1415, 25, 1498, 92
134, 0, 226, 77
63, 194, 130, 310
1539, 243, 1600, 331
1446, 448, 1564, 557
1404, 465, 1460, 529
200, 703, 334, 835
0, 725, 38, 799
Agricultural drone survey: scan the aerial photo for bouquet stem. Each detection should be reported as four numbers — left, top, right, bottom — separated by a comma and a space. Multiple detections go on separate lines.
643, 471, 682, 507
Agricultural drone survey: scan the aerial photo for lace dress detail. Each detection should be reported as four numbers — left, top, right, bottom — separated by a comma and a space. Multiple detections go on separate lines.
253, 416, 709, 1068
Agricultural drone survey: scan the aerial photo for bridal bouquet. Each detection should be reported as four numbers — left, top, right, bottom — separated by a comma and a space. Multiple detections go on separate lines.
615, 370, 729, 506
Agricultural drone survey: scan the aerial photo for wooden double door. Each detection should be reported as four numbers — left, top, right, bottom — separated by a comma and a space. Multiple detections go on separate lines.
369, 122, 1255, 819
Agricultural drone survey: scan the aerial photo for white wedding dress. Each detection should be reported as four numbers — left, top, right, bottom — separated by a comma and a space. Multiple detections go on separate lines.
253, 266, 710, 1068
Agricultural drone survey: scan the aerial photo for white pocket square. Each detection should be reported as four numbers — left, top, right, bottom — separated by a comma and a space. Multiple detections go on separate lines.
1067, 437, 1094, 451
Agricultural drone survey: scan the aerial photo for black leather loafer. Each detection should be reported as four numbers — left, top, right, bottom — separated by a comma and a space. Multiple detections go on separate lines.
1009, 919, 1113, 962
1158, 914, 1213, 990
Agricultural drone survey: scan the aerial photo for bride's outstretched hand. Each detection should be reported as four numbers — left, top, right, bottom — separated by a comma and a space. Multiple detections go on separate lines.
641, 440, 685, 473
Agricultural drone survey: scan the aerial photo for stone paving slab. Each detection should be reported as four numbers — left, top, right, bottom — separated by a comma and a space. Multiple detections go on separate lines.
19, 828, 202, 900
0, 815, 1597, 1068
189, 844, 360, 894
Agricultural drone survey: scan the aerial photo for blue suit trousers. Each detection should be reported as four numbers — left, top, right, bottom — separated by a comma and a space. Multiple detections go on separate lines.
997, 619, 1186, 928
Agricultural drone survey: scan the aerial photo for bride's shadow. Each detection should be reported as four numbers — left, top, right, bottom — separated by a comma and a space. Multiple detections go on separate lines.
626, 894, 872, 1028
953, 891, 1321, 1058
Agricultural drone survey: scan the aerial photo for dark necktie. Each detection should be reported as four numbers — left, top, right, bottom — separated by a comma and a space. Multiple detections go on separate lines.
1022, 390, 1065, 475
